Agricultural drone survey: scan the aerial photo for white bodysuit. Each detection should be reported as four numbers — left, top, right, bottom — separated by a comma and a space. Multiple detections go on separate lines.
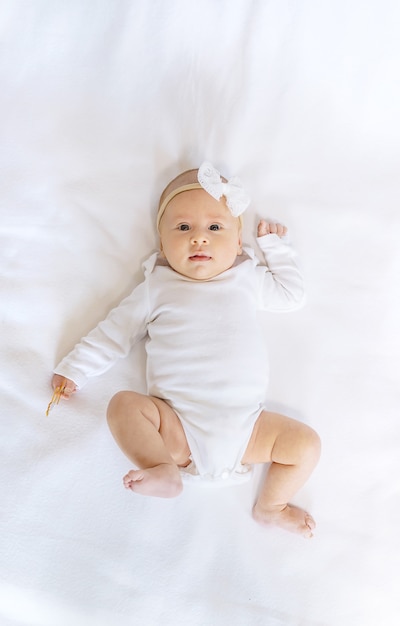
55, 234, 304, 484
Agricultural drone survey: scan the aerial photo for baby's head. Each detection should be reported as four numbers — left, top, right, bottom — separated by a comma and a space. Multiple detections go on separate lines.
157, 162, 250, 281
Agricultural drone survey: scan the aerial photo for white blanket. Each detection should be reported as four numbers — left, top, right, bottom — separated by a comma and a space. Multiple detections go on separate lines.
1, 1, 399, 624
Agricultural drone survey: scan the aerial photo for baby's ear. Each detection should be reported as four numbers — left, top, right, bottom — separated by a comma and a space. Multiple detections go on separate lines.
237, 233, 243, 255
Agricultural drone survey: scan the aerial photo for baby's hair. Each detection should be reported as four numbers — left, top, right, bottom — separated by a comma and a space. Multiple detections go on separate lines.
157, 167, 243, 231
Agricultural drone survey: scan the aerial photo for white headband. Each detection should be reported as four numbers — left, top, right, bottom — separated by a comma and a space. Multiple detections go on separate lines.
157, 161, 250, 229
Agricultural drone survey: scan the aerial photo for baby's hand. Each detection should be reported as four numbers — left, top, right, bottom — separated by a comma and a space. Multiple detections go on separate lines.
52, 374, 77, 399
258, 220, 288, 238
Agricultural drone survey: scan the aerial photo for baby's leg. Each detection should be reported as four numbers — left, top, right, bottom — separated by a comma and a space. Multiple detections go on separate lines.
107, 391, 191, 498
242, 411, 321, 537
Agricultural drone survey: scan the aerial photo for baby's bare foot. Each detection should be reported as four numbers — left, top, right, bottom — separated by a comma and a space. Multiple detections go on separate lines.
252, 503, 316, 538
123, 463, 183, 498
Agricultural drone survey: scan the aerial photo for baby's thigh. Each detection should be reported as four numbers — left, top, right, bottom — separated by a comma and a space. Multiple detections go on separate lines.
151, 397, 191, 467
242, 410, 308, 464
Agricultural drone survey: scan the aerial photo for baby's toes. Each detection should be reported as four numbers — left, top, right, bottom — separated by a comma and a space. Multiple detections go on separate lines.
304, 514, 316, 538
306, 513, 315, 528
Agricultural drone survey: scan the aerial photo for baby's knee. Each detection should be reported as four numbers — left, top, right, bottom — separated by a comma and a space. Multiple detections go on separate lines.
301, 425, 321, 465
106, 390, 137, 423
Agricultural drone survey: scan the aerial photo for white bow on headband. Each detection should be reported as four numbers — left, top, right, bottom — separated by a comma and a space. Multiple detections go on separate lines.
197, 162, 250, 217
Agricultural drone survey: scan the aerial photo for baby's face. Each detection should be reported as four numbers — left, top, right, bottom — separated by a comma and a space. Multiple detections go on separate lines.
159, 189, 242, 280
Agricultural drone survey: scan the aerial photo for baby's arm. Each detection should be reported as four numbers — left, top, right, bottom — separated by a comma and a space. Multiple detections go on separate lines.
255, 219, 304, 310
52, 275, 150, 392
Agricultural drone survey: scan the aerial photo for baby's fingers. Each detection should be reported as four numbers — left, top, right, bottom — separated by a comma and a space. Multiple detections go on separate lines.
268, 222, 288, 237
61, 381, 77, 399
258, 220, 288, 238
275, 223, 288, 238
51, 374, 76, 399
257, 220, 269, 237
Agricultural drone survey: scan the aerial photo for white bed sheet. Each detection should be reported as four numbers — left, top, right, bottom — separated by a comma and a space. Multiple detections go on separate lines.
1, 1, 399, 625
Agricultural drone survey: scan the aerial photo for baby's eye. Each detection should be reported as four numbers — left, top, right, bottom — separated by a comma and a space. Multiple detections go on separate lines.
209, 224, 221, 231
178, 224, 190, 231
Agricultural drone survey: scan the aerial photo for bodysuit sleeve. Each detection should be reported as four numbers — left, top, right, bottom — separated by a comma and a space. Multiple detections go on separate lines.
255, 234, 305, 311
54, 278, 150, 388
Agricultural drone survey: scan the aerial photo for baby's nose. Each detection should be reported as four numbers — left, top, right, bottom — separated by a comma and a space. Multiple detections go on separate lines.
190, 230, 209, 244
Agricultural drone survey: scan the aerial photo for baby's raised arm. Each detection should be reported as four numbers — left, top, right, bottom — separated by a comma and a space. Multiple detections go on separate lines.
255, 219, 304, 310
257, 220, 287, 238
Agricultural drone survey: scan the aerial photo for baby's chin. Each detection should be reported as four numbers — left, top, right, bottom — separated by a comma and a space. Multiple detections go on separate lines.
164, 254, 239, 281
175, 264, 235, 281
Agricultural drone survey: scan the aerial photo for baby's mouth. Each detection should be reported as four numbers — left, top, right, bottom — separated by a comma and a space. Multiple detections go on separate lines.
189, 253, 211, 261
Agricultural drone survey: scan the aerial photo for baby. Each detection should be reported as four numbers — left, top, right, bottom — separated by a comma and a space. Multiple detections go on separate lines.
52, 162, 321, 538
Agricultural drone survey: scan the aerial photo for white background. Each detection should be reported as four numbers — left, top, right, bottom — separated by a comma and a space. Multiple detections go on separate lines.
1, 1, 399, 624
